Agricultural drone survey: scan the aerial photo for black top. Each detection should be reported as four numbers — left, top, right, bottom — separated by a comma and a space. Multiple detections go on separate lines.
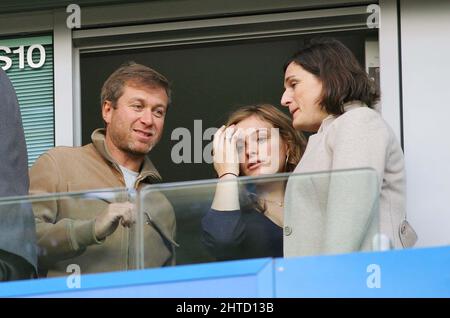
0, 69, 37, 270
201, 207, 283, 261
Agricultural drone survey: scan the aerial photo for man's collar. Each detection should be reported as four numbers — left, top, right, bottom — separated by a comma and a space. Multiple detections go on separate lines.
91, 128, 162, 182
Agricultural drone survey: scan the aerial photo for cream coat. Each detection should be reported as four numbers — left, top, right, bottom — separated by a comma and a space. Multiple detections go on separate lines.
284, 101, 409, 257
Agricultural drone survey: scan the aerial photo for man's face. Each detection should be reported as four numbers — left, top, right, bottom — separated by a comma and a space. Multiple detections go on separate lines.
102, 84, 168, 159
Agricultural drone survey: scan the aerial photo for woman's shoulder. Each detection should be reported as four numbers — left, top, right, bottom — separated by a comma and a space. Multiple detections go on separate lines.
340, 102, 381, 121
324, 102, 399, 149
332, 102, 391, 134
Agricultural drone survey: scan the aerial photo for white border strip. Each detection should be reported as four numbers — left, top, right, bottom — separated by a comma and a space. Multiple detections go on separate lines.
379, 0, 402, 142
53, 10, 74, 147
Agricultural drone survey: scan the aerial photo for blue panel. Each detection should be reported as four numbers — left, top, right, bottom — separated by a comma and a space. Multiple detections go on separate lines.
256, 259, 274, 297
0, 258, 272, 298
29, 276, 260, 298
274, 246, 450, 297
1, 247, 449, 297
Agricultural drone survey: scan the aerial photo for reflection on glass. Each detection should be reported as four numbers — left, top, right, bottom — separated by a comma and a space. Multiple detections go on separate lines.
0, 168, 383, 282
0, 189, 145, 279
284, 168, 380, 257
0, 198, 36, 281
139, 168, 381, 267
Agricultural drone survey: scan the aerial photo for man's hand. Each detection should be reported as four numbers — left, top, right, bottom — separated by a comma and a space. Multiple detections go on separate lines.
94, 202, 135, 240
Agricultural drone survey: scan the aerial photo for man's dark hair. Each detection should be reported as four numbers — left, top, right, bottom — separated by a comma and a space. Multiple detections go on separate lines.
100, 61, 171, 109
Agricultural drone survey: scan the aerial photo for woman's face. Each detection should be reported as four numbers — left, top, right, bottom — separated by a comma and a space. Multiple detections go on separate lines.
234, 115, 288, 177
281, 62, 329, 132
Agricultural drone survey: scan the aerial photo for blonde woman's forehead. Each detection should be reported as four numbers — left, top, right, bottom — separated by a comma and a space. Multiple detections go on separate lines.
234, 115, 274, 130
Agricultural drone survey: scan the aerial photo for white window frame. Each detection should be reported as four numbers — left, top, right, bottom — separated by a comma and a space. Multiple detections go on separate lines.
379, 0, 402, 143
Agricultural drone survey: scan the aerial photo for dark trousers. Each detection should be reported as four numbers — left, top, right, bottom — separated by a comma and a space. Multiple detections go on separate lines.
0, 250, 35, 281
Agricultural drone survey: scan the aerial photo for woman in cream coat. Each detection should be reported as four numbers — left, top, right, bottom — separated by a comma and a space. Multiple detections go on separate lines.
280, 38, 416, 257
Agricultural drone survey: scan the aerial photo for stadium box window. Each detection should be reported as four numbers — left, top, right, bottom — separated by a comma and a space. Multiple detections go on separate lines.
75, 5, 377, 182
0, 35, 54, 166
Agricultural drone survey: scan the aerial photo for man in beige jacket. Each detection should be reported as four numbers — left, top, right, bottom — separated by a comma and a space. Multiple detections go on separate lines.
30, 62, 177, 277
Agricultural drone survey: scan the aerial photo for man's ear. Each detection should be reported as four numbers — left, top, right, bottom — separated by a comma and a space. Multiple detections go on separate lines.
102, 101, 113, 125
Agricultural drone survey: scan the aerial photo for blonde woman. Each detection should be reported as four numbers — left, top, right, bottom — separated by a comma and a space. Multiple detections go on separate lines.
202, 104, 306, 260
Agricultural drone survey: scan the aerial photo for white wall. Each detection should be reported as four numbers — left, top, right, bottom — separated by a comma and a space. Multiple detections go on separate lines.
400, 0, 450, 247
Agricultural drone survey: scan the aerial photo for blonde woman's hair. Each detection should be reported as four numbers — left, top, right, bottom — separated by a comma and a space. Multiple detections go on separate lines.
225, 104, 307, 172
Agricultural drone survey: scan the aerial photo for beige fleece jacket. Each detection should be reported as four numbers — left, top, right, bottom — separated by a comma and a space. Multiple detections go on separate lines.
29, 129, 177, 277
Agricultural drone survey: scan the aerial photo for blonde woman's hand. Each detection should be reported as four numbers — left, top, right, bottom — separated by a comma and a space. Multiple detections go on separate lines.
213, 125, 242, 177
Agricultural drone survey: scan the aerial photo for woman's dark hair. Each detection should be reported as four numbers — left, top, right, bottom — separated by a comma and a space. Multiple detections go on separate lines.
284, 38, 380, 115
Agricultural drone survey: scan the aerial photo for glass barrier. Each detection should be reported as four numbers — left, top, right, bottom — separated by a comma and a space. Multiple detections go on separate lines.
0, 188, 141, 281
0, 168, 384, 283
138, 168, 381, 268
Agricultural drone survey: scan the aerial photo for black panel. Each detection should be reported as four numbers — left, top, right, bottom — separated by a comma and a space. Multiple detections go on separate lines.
80, 30, 375, 182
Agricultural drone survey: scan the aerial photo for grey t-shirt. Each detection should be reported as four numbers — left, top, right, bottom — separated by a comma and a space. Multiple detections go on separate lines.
119, 165, 139, 189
